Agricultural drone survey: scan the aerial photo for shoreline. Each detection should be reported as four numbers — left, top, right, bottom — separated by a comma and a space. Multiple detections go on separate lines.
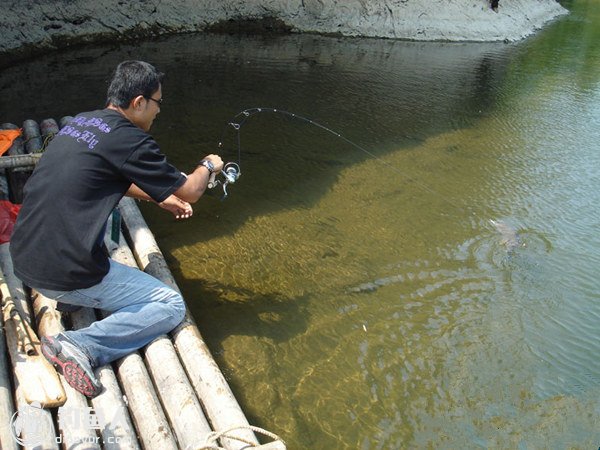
0, 0, 568, 67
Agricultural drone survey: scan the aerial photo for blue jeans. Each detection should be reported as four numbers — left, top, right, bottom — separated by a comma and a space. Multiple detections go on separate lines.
36, 259, 186, 367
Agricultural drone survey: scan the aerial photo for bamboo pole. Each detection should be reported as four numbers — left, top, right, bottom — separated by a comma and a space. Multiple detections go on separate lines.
32, 291, 101, 450
0, 300, 18, 450
119, 197, 260, 450
59, 116, 74, 129
95, 228, 178, 450
0, 265, 66, 408
73, 295, 179, 450
0, 154, 42, 170
22, 120, 43, 154
5, 296, 35, 355
0, 244, 33, 324
0, 173, 8, 200
1, 274, 59, 449
69, 307, 141, 450
13, 385, 59, 450
112, 351, 178, 450
72, 237, 179, 450
103, 220, 213, 449
31, 291, 62, 339
40, 119, 59, 140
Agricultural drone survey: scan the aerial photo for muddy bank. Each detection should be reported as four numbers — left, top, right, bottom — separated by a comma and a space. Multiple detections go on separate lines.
0, 0, 568, 66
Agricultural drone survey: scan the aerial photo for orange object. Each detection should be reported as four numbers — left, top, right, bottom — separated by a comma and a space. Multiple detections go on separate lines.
0, 129, 22, 155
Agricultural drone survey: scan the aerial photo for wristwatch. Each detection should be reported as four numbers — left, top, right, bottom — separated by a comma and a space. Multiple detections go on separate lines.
199, 159, 215, 174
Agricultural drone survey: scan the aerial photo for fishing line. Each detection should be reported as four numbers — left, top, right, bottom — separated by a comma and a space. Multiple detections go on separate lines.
216, 107, 469, 213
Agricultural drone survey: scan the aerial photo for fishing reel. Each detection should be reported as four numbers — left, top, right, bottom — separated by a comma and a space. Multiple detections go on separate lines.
207, 162, 241, 200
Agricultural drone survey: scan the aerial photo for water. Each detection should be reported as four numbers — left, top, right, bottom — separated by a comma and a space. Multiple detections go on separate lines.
1, 1, 600, 447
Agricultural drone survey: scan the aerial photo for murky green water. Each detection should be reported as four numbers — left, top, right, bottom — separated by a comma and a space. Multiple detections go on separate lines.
2, 1, 600, 447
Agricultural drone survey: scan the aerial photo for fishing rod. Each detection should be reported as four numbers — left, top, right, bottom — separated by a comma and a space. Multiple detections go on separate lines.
208, 107, 467, 213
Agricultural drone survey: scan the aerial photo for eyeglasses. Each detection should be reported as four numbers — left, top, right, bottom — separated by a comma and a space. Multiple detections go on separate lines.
145, 96, 163, 106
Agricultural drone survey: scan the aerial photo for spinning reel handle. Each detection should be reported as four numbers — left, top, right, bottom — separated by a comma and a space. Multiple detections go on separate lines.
207, 162, 241, 199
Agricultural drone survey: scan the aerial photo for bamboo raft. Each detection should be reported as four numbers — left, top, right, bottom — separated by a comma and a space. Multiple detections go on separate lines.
0, 119, 285, 450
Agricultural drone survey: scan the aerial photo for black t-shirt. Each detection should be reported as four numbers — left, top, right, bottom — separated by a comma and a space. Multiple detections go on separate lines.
9, 109, 187, 290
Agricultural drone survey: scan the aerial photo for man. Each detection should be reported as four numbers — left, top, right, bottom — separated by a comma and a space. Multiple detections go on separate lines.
9, 60, 223, 398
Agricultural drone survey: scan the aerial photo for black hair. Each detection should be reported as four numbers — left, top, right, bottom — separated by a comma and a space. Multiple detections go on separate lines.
106, 60, 164, 108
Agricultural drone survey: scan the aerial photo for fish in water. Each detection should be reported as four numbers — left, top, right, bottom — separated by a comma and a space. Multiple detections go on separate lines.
347, 274, 405, 294
490, 219, 521, 251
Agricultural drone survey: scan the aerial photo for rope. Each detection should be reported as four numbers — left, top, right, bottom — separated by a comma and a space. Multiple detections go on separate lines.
22, 132, 55, 153
196, 425, 285, 450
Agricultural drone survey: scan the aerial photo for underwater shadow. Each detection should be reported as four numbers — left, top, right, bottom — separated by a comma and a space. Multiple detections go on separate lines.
170, 260, 310, 354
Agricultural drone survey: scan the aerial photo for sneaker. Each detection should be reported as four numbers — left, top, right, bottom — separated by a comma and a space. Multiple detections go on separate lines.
41, 334, 103, 398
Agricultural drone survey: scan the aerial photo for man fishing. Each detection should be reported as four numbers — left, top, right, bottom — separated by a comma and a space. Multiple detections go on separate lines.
10, 60, 223, 397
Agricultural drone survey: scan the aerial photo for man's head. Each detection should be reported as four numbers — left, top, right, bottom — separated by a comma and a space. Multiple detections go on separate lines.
106, 60, 164, 131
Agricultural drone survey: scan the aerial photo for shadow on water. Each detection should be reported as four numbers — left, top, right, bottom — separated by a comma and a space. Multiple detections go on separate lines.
167, 255, 310, 348
0, 33, 512, 243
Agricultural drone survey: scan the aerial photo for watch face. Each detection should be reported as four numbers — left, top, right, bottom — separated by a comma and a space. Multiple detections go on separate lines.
203, 160, 214, 172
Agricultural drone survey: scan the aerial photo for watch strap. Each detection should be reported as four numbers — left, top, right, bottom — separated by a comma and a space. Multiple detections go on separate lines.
199, 159, 215, 173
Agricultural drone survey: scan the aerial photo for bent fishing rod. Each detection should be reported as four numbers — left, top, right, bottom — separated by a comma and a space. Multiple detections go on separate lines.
207, 107, 466, 213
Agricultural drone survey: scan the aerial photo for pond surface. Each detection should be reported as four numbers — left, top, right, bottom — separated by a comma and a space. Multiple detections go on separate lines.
1, 1, 599, 447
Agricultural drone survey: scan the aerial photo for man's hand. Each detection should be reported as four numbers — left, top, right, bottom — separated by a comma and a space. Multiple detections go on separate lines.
200, 154, 224, 174
159, 194, 193, 219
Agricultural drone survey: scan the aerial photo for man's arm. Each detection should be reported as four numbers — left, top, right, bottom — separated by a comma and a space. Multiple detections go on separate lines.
125, 184, 154, 201
172, 154, 224, 204
125, 185, 194, 219
124, 154, 223, 218
125, 154, 224, 203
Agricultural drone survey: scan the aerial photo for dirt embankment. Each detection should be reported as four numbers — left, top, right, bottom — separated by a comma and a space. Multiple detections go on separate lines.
0, 0, 567, 66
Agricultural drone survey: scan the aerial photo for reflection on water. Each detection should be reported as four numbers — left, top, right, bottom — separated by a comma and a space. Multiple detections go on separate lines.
1, 1, 600, 447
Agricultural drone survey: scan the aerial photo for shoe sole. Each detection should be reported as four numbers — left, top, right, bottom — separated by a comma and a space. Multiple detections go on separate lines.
41, 336, 101, 398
